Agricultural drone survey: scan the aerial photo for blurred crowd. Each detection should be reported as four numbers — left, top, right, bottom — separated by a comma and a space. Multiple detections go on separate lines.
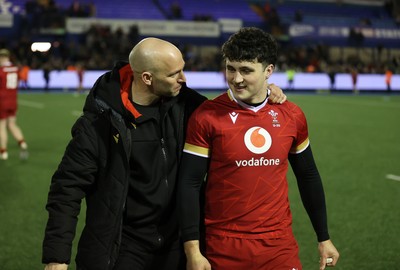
23, 0, 96, 30
0, 0, 398, 83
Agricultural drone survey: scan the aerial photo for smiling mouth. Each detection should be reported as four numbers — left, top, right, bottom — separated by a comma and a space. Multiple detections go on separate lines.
234, 85, 246, 91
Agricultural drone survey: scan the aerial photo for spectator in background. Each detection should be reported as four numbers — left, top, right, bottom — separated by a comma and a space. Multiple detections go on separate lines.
66, 61, 85, 95
170, 1, 183, 19
43, 63, 51, 92
0, 49, 28, 160
24, 0, 42, 32
350, 66, 358, 94
18, 61, 30, 89
67, 0, 90, 17
348, 28, 364, 47
294, 9, 303, 22
286, 65, 296, 90
260, 1, 282, 36
385, 67, 393, 92
76, 62, 85, 94
328, 65, 336, 91
178, 27, 339, 270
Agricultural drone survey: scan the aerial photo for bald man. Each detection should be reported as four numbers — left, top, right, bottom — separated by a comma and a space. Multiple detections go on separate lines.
42, 38, 286, 270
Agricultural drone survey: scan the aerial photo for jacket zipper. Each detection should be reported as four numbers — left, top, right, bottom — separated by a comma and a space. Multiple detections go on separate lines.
160, 138, 169, 189
107, 115, 130, 269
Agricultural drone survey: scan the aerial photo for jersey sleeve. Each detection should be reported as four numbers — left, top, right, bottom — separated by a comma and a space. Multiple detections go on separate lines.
287, 103, 330, 242
289, 103, 310, 154
183, 104, 213, 158
179, 103, 212, 242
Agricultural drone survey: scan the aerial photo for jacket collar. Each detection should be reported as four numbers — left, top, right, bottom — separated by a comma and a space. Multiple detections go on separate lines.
119, 64, 142, 119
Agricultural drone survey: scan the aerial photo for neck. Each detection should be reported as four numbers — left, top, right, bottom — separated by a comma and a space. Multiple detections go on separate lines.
130, 84, 160, 106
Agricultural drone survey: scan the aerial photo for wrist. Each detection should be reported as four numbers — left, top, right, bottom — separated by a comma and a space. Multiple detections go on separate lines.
184, 240, 201, 256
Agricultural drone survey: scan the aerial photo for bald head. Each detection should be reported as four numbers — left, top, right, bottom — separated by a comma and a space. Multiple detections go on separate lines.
129, 38, 183, 74
127, 38, 187, 105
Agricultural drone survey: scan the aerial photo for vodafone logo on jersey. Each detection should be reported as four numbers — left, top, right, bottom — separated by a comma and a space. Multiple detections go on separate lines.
244, 127, 272, 154
236, 127, 279, 167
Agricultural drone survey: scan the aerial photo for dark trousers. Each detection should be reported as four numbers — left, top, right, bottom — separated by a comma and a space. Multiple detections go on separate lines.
113, 235, 185, 270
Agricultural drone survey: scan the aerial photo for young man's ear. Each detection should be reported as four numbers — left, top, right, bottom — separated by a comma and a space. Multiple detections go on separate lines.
265, 64, 275, 79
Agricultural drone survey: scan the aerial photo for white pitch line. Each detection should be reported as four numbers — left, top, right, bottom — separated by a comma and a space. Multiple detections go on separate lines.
19, 99, 45, 109
386, 174, 400, 182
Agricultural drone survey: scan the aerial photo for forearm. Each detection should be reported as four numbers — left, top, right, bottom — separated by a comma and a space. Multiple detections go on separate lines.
184, 240, 212, 270
178, 152, 208, 241
184, 240, 202, 257
299, 178, 329, 241
289, 146, 329, 241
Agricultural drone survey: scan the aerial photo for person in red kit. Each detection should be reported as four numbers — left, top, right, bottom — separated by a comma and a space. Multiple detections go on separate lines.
178, 27, 339, 270
0, 49, 28, 160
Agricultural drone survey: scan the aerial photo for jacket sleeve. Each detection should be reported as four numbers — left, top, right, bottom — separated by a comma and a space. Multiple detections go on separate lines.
288, 145, 330, 242
42, 115, 100, 264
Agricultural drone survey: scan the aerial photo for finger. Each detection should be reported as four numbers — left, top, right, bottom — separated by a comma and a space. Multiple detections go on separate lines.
280, 94, 287, 104
268, 95, 275, 104
275, 94, 283, 104
319, 257, 327, 270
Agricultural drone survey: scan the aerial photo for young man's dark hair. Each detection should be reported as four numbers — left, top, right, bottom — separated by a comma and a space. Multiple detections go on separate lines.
221, 27, 278, 66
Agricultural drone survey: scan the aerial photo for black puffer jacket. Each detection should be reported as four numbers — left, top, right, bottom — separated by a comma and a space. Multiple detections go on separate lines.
42, 62, 206, 270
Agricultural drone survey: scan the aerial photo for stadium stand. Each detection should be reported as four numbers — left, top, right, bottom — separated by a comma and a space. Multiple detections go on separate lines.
4, 0, 262, 21
0, 0, 399, 90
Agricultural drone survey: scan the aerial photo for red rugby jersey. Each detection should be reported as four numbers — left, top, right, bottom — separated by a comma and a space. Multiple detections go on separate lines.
0, 63, 19, 107
183, 90, 309, 239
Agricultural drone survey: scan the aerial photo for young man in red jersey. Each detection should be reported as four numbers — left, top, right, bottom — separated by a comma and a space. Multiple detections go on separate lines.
178, 27, 339, 270
0, 49, 28, 160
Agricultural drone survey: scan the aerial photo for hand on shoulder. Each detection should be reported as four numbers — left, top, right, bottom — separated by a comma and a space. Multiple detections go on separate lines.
268, 83, 287, 104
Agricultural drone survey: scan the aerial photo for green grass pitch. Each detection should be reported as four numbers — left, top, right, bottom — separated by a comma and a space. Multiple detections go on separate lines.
0, 91, 399, 269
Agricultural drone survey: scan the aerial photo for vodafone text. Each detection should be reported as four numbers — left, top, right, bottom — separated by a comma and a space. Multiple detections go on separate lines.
235, 157, 280, 167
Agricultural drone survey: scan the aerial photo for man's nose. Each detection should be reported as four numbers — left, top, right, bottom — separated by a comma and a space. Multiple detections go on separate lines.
178, 71, 186, 83
233, 72, 243, 83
